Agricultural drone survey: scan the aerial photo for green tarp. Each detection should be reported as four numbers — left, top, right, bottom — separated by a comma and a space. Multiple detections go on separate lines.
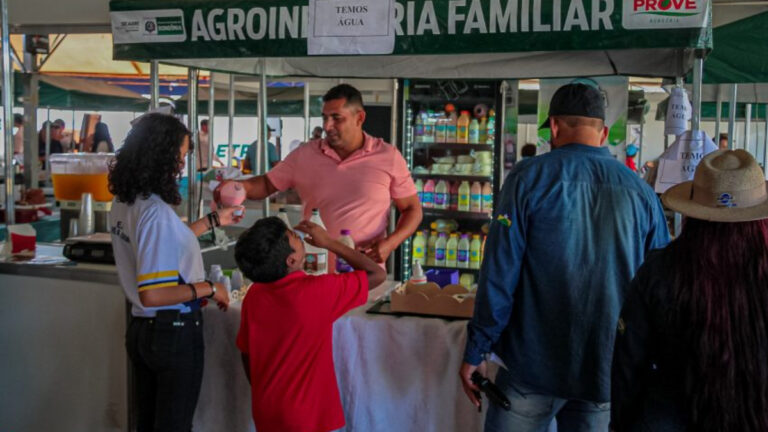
700, 11, 768, 84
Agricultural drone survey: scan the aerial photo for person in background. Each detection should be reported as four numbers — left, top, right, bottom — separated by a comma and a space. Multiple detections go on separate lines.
520, 143, 537, 160
38, 121, 63, 169
92, 122, 114, 153
718, 133, 728, 150
612, 149, 768, 432
235, 217, 385, 432
460, 83, 669, 432
109, 113, 243, 432
13, 113, 23, 155
244, 125, 279, 171
197, 119, 223, 170
219, 84, 422, 266
53, 119, 73, 152
311, 126, 324, 140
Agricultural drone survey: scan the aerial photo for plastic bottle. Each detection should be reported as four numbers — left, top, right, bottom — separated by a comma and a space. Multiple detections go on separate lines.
457, 111, 471, 144
415, 178, 424, 204
410, 261, 427, 284
304, 208, 329, 275
424, 110, 436, 143
427, 230, 438, 265
335, 229, 355, 273
481, 182, 493, 214
435, 233, 447, 266
470, 234, 482, 269
469, 118, 480, 144
412, 231, 427, 266
470, 182, 482, 213
486, 109, 496, 145
422, 179, 435, 208
457, 234, 470, 269
448, 109, 458, 142
434, 180, 448, 209
430, 219, 459, 233
458, 181, 471, 212
435, 113, 448, 143
449, 181, 460, 211
479, 116, 488, 144
414, 110, 425, 143
277, 207, 292, 229
446, 233, 459, 267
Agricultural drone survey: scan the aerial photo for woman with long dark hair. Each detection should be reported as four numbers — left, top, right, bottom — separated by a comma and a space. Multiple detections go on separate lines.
109, 113, 244, 431
612, 149, 768, 432
92, 121, 114, 152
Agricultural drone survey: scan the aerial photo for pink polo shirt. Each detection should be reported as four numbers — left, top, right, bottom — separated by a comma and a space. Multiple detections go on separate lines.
266, 134, 416, 248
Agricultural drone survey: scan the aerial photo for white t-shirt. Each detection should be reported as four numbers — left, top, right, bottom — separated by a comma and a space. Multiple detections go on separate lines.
110, 194, 205, 318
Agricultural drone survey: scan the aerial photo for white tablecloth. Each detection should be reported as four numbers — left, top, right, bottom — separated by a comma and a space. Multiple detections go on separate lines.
193, 282, 488, 432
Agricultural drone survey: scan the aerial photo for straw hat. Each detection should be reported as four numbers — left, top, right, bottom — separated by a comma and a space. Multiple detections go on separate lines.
662, 149, 768, 222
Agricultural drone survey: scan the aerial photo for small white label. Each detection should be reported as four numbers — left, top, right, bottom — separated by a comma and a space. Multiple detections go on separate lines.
111, 9, 187, 44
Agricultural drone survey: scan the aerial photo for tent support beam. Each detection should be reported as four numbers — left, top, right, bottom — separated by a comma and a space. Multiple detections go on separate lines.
227, 74, 235, 168
149, 61, 159, 110
691, 55, 703, 134
763, 104, 768, 172
259, 59, 269, 218
728, 84, 738, 150
303, 82, 310, 142
2, 0, 14, 225
715, 87, 722, 142
38, 34, 67, 70
745, 104, 752, 155
207, 72, 215, 170
187, 68, 199, 221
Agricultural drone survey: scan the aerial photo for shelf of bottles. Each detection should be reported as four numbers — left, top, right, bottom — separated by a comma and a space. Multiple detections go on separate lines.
399, 80, 503, 281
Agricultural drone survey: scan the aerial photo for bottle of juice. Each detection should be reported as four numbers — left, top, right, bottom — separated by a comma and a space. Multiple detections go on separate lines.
434, 180, 448, 209
424, 110, 436, 143
412, 230, 427, 266
427, 230, 438, 265
486, 109, 496, 145
448, 109, 458, 142
470, 182, 482, 213
469, 118, 480, 144
277, 207, 292, 229
336, 230, 355, 273
446, 233, 459, 267
435, 113, 448, 143
449, 181, 460, 211
458, 234, 470, 269
481, 182, 493, 214
458, 181, 471, 211
415, 178, 424, 204
435, 233, 447, 266
414, 110, 425, 143
304, 209, 329, 275
430, 219, 459, 233
479, 116, 488, 144
470, 234, 482, 269
422, 179, 435, 208
457, 111, 471, 143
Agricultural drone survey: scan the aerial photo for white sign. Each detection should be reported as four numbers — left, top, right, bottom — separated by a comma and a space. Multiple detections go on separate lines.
655, 130, 717, 193
111, 9, 187, 44
665, 87, 692, 136
623, 0, 709, 30
308, 0, 395, 55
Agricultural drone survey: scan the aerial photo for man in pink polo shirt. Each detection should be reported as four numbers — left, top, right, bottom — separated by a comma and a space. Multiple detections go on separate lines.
222, 84, 422, 265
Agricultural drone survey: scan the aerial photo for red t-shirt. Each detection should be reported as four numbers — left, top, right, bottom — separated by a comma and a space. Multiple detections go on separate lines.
236, 270, 368, 432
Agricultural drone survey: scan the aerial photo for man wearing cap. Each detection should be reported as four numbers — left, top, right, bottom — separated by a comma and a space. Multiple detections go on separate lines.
219, 84, 422, 266
459, 83, 670, 431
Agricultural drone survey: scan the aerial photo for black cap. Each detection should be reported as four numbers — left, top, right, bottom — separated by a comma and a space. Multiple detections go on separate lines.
539, 83, 605, 130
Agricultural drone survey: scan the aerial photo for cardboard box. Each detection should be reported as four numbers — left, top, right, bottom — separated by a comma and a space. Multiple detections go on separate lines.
390, 281, 475, 319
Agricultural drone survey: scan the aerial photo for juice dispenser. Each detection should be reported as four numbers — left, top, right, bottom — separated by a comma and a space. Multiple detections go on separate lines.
50, 153, 114, 238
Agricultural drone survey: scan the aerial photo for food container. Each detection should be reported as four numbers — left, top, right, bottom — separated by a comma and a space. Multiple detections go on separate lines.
50, 153, 114, 202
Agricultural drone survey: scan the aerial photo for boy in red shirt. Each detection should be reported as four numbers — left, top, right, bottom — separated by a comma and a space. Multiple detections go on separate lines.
234, 217, 386, 432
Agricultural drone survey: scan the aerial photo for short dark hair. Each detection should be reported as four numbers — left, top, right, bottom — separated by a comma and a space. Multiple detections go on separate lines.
53, 119, 66, 128
235, 217, 294, 283
719, 133, 728, 141
200, 119, 208, 126
13, 113, 23, 125
108, 113, 190, 205
521, 143, 537, 157
323, 84, 364, 109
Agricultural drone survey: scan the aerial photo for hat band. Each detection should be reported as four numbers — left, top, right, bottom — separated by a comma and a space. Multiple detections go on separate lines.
691, 184, 768, 209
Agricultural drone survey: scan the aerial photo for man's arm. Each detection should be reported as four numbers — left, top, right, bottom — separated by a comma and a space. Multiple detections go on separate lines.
364, 194, 423, 263
215, 175, 279, 203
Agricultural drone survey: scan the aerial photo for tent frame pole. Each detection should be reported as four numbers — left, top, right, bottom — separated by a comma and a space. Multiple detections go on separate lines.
715, 87, 722, 143
207, 72, 215, 170
303, 82, 310, 142
728, 84, 738, 150
150, 61, 159, 110
763, 103, 768, 172
227, 74, 235, 168
187, 68, 199, 221
2, 0, 14, 225
745, 104, 752, 155
259, 59, 270, 218
691, 56, 703, 134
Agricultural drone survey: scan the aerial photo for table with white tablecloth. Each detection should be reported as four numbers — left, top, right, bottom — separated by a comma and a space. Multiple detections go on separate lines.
192, 282, 489, 432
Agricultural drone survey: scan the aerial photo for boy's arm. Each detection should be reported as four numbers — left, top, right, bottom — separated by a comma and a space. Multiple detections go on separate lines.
241, 354, 250, 383
295, 221, 386, 290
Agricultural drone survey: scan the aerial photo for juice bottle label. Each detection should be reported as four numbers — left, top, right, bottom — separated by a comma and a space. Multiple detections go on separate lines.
434, 193, 446, 206
418, 191, 424, 203
413, 245, 425, 258
436, 248, 446, 261
304, 252, 328, 274
459, 194, 469, 205
482, 194, 493, 210
423, 192, 434, 205
470, 251, 480, 262
458, 126, 468, 139
447, 124, 457, 138
447, 250, 457, 260
458, 250, 469, 262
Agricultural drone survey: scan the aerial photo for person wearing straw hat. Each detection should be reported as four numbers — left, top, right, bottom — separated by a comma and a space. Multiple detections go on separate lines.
612, 149, 768, 432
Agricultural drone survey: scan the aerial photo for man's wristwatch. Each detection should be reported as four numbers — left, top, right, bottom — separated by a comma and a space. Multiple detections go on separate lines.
205, 280, 216, 299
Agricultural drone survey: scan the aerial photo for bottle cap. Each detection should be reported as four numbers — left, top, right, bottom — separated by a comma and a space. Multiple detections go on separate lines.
410, 262, 427, 284
340, 229, 351, 236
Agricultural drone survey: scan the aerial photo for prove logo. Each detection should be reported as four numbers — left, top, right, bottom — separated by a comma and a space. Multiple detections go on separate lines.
623, 0, 708, 29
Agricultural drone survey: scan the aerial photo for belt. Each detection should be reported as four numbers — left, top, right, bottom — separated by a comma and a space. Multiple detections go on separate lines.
132, 309, 203, 324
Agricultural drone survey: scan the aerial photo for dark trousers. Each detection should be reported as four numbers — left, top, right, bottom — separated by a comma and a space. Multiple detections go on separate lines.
126, 310, 205, 432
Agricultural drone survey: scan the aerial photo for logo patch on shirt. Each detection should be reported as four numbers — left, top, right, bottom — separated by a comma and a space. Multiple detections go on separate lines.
111, 221, 131, 243
497, 214, 512, 227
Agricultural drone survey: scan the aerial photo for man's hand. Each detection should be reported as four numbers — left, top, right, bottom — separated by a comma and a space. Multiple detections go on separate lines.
215, 206, 246, 226
294, 220, 333, 249
362, 238, 395, 263
212, 180, 232, 205
212, 282, 230, 311
459, 361, 487, 409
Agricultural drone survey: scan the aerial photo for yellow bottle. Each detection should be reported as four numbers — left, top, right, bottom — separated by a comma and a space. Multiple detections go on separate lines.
457, 111, 471, 144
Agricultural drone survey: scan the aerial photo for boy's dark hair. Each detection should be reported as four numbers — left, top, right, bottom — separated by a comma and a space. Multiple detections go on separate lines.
235, 217, 294, 283
323, 84, 364, 109
13, 113, 23, 126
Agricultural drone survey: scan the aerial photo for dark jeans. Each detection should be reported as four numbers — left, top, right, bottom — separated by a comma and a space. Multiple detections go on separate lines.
126, 310, 204, 432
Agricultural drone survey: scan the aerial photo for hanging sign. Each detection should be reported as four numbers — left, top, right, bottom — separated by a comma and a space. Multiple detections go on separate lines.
654, 130, 717, 193
308, 0, 395, 55
664, 87, 691, 136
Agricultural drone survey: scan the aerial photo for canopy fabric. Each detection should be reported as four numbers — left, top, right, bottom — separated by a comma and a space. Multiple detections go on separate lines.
700, 11, 768, 84
110, 0, 712, 79
12, 72, 148, 111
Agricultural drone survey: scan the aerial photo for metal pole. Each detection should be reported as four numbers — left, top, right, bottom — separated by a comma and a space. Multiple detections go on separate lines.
745, 104, 752, 155
691, 56, 703, 134
150, 61, 159, 110
763, 104, 768, 172
303, 81, 310, 142
638, 120, 645, 167
227, 74, 235, 168
186, 68, 199, 221
715, 87, 723, 143
22, 37, 38, 188
44, 108, 50, 174
2, 0, 14, 225
388, 78, 399, 275
207, 72, 215, 169
728, 84, 738, 150
260, 59, 270, 218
